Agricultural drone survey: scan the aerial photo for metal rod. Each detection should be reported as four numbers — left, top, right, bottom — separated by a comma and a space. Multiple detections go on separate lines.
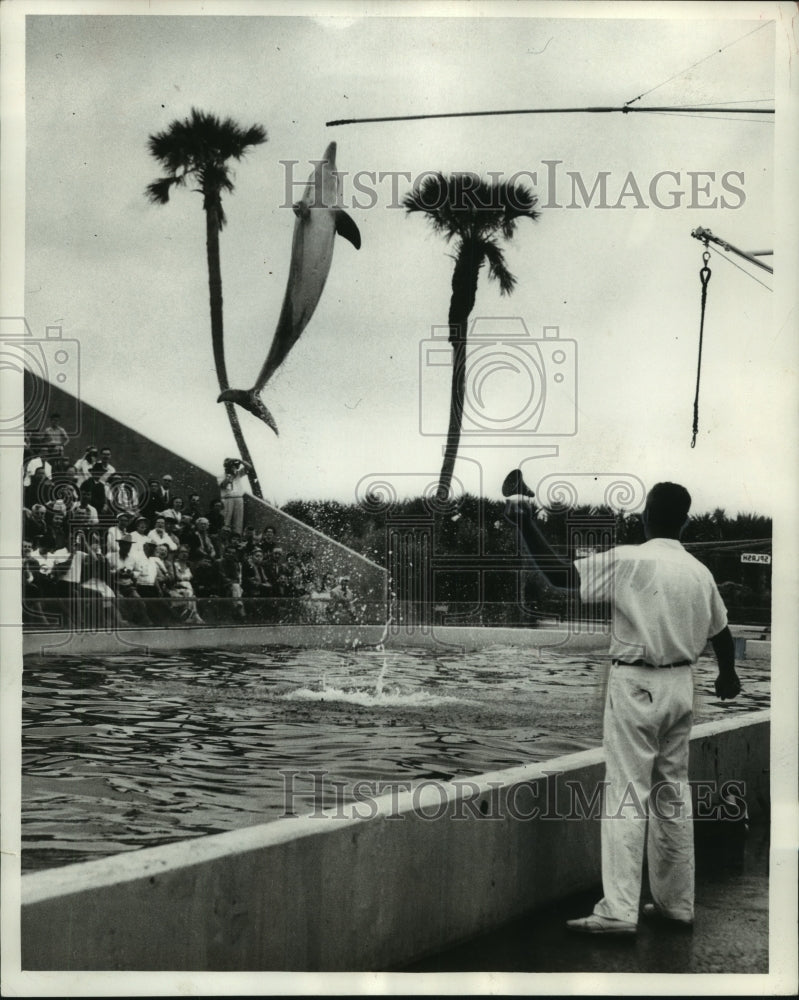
326, 105, 774, 127
691, 227, 774, 275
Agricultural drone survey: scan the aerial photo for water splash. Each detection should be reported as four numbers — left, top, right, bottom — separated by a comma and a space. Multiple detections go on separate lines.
279, 683, 460, 708
375, 657, 388, 698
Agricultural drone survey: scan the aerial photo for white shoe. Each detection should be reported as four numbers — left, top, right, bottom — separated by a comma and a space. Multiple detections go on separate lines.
566, 914, 637, 935
642, 903, 693, 927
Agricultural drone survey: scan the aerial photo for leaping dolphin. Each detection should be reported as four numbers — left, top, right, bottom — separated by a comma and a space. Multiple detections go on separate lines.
218, 141, 361, 433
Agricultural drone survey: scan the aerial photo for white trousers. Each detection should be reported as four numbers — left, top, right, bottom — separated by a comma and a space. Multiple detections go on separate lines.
594, 663, 695, 925
222, 496, 244, 535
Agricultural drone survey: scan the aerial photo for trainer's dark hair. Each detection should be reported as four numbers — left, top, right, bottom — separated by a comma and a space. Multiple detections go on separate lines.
645, 482, 692, 534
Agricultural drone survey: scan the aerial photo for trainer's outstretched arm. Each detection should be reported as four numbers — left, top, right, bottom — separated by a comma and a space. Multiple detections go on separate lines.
504, 498, 579, 593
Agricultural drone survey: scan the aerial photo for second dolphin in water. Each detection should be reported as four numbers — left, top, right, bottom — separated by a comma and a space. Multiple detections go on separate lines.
218, 141, 361, 434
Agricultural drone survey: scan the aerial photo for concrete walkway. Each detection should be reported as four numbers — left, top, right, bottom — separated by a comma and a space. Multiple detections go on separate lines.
401, 820, 769, 974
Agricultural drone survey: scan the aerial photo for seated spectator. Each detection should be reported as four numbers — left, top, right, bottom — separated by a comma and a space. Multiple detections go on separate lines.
207, 498, 226, 538
159, 474, 174, 510
53, 531, 91, 628
300, 551, 317, 593
51, 464, 80, 498
23, 447, 52, 488
106, 511, 132, 555
261, 526, 277, 555
106, 473, 140, 517
327, 576, 356, 624
96, 447, 116, 485
107, 536, 151, 626
42, 509, 69, 552
163, 516, 183, 549
168, 545, 204, 624
241, 524, 258, 554
243, 547, 273, 619
41, 412, 69, 462
84, 463, 110, 516
68, 504, 92, 535
136, 541, 171, 625
23, 504, 49, 544
307, 572, 334, 623
219, 546, 246, 621
155, 542, 177, 589
26, 540, 58, 623
128, 516, 151, 556
190, 553, 222, 608
148, 516, 178, 552
285, 552, 307, 596
74, 446, 99, 487
81, 533, 123, 628
24, 466, 53, 509
178, 513, 195, 542
22, 432, 34, 469
22, 539, 47, 623
267, 545, 287, 584
140, 478, 165, 524
159, 496, 186, 525
186, 516, 217, 563
187, 492, 204, 520
50, 484, 80, 514
68, 492, 98, 527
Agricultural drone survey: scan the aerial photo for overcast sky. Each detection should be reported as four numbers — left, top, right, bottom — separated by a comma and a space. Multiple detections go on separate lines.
14, 1, 795, 516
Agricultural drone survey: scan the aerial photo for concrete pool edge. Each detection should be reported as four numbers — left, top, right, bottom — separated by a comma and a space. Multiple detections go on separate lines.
20, 710, 770, 971
22, 622, 772, 660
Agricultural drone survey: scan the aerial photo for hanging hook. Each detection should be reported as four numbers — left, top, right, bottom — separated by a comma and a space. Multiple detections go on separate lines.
691, 247, 712, 448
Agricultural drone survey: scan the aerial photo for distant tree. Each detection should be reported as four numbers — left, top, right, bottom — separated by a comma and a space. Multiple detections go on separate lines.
146, 108, 267, 498
403, 173, 540, 499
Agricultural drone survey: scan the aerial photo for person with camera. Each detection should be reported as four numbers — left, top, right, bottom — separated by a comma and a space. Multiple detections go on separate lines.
504, 475, 740, 936
218, 458, 252, 537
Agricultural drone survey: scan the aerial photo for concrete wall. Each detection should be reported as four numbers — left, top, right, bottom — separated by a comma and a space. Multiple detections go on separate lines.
21, 712, 770, 971
23, 622, 772, 660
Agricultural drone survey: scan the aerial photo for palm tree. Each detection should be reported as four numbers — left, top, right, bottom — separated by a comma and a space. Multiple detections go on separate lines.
146, 108, 267, 498
403, 173, 540, 499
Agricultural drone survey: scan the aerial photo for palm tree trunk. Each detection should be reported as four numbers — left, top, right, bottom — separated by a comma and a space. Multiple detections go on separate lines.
205, 204, 264, 500
437, 244, 482, 500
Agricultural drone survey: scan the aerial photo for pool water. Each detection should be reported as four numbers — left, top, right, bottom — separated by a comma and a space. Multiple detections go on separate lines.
22, 643, 770, 872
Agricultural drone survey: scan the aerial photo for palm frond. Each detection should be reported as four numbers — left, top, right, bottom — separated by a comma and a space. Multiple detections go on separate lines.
482, 239, 517, 295
145, 175, 183, 205
145, 107, 267, 204
404, 172, 540, 248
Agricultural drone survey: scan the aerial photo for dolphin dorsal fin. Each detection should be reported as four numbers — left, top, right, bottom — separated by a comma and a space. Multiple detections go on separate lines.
335, 209, 361, 250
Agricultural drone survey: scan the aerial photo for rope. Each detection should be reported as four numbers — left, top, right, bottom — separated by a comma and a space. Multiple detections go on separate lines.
640, 110, 773, 125
706, 243, 773, 292
691, 251, 712, 448
624, 21, 772, 107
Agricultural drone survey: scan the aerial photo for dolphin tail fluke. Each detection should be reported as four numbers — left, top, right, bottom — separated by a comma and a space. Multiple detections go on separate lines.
217, 389, 279, 435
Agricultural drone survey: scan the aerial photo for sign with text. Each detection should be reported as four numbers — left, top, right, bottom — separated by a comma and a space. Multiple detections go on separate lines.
740, 552, 771, 565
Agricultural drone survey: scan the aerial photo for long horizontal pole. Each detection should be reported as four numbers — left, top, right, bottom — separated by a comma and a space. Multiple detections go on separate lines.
691, 227, 774, 274
327, 105, 774, 127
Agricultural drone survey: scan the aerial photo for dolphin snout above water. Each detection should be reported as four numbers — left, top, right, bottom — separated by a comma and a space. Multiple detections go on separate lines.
218, 142, 361, 434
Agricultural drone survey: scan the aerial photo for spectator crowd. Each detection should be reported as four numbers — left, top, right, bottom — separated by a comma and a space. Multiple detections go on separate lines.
20, 416, 358, 630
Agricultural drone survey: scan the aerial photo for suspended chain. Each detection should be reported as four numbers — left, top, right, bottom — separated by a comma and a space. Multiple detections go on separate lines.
691, 250, 712, 448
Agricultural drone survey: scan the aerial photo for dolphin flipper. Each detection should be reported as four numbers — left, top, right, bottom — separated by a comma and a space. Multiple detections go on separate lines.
335, 209, 361, 250
218, 389, 279, 435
